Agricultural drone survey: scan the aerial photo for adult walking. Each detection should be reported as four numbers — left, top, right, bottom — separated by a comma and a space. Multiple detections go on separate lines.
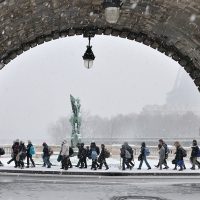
98, 144, 109, 170
0, 147, 5, 166
137, 142, 151, 170
42, 142, 52, 168
157, 144, 165, 170
7, 139, 20, 168
173, 141, 186, 171
79, 143, 87, 169
26, 140, 35, 168
18, 141, 27, 169
60, 140, 69, 170
124, 142, 135, 168
155, 139, 169, 169
89, 142, 100, 170
190, 140, 200, 170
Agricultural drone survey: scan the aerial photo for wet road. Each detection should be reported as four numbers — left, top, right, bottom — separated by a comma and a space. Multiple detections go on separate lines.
0, 174, 200, 200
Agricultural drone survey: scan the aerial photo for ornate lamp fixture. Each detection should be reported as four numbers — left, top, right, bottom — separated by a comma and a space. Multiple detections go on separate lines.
102, 0, 122, 24
82, 28, 96, 69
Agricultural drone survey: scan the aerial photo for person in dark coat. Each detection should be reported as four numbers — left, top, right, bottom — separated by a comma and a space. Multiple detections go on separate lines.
190, 140, 200, 170
42, 142, 51, 168
26, 140, 35, 168
7, 139, 20, 168
173, 141, 185, 171
79, 143, 87, 169
137, 142, 151, 170
89, 142, 100, 170
98, 144, 109, 170
155, 139, 169, 169
0, 147, 5, 167
120, 144, 131, 170
124, 142, 134, 168
75, 143, 81, 167
18, 141, 27, 169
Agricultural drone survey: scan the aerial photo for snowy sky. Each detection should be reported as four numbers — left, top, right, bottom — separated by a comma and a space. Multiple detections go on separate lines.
0, 35, 191, 141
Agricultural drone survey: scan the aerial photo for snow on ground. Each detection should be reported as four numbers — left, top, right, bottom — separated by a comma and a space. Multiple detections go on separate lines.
0, 155, 199, 173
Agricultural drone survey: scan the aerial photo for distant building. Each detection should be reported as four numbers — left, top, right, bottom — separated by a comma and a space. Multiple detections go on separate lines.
142, 69, 200, 116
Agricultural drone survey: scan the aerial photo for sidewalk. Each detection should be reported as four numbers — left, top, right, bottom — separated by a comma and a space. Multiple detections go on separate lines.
1, 155, 200, 176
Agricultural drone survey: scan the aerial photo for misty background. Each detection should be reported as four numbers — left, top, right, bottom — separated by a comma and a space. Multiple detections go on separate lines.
0, 35, 200, 144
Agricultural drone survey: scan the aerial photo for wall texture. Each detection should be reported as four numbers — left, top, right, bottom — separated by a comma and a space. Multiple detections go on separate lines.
0, 0, 200, 91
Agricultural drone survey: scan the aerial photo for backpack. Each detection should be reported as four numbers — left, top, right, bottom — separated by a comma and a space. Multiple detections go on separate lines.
164, 144, 170, 154
125, 149, 131, 159
48, 147, 53, 156
145, 148, 150, 156
91, 149, 98, 160
0, 148, 5, 155
30, 146, 35, 155
181, 148, 187, 157
104, 149, 110, 158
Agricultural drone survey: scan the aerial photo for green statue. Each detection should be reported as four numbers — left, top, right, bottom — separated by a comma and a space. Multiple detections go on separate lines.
70, 94, 82, 147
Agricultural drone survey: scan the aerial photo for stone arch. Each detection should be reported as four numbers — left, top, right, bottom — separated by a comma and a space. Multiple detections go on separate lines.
0, 0, 200, 91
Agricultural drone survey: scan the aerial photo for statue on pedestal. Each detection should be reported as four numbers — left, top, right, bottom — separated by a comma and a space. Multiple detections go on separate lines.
70, 94, 82, 147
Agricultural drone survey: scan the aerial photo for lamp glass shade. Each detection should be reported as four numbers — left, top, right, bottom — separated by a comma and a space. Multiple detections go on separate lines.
105, 7, 120, 23
84, 59, 93, 69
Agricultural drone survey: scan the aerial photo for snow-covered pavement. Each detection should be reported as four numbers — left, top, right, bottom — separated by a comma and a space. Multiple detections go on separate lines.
0, 155, 200, 200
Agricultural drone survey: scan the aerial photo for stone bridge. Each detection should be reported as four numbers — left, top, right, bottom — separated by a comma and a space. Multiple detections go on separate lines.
0, 0, 200, 91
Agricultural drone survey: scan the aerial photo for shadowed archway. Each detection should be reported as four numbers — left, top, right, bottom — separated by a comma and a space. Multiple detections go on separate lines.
0, 0, 200, 91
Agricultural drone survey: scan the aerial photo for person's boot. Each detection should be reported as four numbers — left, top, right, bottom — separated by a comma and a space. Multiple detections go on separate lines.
163, 166, 169, 169
179, 166, 183, 171
190, 167, 195, 170
26, 166, 29, 168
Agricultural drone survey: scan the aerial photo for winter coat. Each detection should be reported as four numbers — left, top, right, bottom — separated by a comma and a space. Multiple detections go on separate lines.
60, 141, 69, 157
98, 148, 107, 161
191, 145, 199, 158
27, 143, 33, 156
43, 144, 49, 157
140, 146, 146, 158
19, 144, 27, 160
79, 147, 87, 159
159, 146, 165, 164
175, 146, 184, 161
12, 142, 19, 156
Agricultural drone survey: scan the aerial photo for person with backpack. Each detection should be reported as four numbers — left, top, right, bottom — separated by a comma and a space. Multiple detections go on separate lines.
18, 141, 27, 169
124, 142, 134, 169
190, 139, 200, 170
98, 144, 109, 170
42, 142, 52, 168
0, 146, 5, 166
89, 142, 100, 170
155, 139, 169, 169
120, 144, 131, 170
79, 143, 87, 169
137, 142, 151, 170
7, 139, 20, 168
60, 140, 69, 170
26, 140, 35, 168
173, 141, 186, 171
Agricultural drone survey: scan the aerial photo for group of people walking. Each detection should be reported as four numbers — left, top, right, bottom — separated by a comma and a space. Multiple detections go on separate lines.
1, 139, 200, 171
120, 139, 200, 171
57, 141, 110, 170
1, 139, 36, 169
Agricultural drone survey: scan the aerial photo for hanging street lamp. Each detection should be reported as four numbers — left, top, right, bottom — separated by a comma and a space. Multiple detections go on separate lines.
82, 36, 95, 69
102, 0, 122, 24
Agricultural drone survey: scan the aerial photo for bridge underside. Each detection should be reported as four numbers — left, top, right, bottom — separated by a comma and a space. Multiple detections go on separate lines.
0, 0, 200, 91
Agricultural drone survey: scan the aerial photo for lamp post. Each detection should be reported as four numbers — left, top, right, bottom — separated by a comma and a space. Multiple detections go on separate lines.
82, 36, 95, 69
103, 0, 122, 24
